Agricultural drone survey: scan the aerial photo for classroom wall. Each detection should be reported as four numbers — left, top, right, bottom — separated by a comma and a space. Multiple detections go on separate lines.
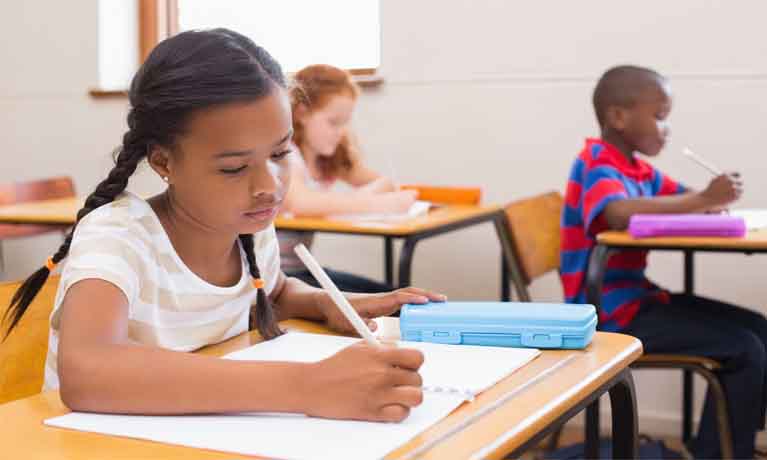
2, 0, 767, 440
325, 0, 767, 439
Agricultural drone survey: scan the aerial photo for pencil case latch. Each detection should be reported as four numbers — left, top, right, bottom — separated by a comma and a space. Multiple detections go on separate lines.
422, 330, 462, 345
521, 333, 563, 348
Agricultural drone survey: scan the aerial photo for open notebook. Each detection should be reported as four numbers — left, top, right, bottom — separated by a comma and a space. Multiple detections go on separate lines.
45, 332, 539, 460
730, 209, 767, 230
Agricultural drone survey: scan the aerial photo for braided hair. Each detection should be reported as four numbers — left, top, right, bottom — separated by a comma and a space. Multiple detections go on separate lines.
3, 28, 286, 340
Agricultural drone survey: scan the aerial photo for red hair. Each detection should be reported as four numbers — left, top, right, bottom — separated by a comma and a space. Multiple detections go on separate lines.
290, 64, 360, 180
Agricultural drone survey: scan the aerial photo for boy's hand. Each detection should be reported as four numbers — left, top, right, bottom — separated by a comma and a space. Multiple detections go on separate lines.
700, 172, 743, 208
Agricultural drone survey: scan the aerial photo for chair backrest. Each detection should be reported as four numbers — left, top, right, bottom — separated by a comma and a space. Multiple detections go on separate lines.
0, 176, 75, 206
0, 275, 60, 403
503, 191, 564, 291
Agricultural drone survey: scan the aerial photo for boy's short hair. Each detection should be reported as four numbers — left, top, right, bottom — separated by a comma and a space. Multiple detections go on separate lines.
593, 65, 664, 127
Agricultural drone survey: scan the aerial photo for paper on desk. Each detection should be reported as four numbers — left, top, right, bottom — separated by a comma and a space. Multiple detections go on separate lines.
730, 209, 767, 230
330, 200, 431, 222
44, 333, 539, 460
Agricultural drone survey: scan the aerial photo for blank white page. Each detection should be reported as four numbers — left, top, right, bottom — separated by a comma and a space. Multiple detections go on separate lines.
328, 200, 432, 222
45, 393, 463, 460
731, 209, 767, 230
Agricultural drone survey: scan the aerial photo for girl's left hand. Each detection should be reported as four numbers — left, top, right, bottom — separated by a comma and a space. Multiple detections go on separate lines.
317, 287, 447, 335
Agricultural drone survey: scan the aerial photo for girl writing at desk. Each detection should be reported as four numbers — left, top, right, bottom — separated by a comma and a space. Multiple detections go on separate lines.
279, 64, 416, 292
4, 29, 443, 422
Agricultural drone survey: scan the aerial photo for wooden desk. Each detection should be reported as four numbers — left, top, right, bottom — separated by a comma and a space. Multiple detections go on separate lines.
276, 205, 507, 288
589, 230, 767, 304
0, 198, 512, 294
586, 229, 767, 448
1, 318, 642, 459
0, 197, 81, 226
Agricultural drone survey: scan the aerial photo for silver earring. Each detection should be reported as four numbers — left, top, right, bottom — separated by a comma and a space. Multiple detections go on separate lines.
162, 176, 168, 183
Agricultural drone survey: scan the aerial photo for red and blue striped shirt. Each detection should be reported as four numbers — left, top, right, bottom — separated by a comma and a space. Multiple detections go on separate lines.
560, 138, 686, 331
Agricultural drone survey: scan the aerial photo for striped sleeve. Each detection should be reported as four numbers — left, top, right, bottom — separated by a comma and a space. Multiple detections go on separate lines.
651, 168, 687, 196
582, 165, 628, 236
59, 208, 145, 308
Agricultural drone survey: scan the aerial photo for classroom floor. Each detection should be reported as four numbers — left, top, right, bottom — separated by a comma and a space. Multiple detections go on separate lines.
520, 423, 693, 460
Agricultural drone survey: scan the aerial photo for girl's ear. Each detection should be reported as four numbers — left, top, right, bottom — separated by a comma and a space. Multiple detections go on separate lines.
147, 145, 174, 183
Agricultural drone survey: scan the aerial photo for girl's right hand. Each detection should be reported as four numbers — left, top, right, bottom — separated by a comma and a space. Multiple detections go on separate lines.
303, 342, 424, 422
372, 190, 418, 213
700, 172, 743, 208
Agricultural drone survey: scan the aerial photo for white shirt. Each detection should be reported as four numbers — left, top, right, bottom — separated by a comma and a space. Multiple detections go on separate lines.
43, 192, 281, 389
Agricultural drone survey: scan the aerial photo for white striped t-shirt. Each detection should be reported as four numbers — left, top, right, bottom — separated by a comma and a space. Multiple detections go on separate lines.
43, 192, 281, 390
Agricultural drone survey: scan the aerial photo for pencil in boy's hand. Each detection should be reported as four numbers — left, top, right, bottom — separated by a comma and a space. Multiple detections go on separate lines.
682, 147, 723, 176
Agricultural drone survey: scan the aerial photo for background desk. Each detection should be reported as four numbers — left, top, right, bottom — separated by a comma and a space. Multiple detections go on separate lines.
0, 198, 512, 294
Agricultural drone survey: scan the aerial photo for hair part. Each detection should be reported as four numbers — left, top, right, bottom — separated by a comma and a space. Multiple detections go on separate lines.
4, 28, 285, 340
592, 65, 665, 128
289, 64, 359, 180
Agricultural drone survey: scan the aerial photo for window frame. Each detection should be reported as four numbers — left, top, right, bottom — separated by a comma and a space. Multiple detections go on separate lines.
91, 0, 381, 98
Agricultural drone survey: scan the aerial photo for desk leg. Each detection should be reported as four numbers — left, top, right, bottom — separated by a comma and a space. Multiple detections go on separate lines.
585, 244, 610, 307
684, 250, 695, 294
610, 368, 639, 460
492, 213, 530, 301
398, 237, 419, 287
682, 250, 695, 445
385, 237, 394, 286
585, 400, 601, 459
585, 244, 611, 458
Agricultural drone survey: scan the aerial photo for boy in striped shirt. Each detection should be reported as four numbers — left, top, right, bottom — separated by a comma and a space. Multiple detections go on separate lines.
561, 65, 766, 458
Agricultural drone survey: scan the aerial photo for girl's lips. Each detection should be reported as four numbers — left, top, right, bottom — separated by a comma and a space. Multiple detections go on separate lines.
243, 207, 278, 220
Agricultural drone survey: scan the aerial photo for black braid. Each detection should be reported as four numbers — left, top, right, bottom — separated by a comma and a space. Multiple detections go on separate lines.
3, 28, 287, 341
239, 234, 282, 339
2, 133, 146, 339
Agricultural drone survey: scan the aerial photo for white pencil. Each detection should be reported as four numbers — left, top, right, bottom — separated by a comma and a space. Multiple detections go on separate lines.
294, 244, 381, 348
682, 147, 723, 176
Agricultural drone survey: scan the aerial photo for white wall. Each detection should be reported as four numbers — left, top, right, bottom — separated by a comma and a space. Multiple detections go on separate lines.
324, 0, 767, 439
2, 0, 766, 441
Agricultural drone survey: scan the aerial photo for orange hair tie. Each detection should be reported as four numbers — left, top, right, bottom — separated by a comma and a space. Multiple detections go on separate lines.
45, 257, 57, 271
252, 278, 265, 289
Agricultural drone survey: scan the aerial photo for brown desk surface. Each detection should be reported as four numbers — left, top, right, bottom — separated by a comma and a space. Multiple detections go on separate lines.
0, 197, 502, 236
1, 318, 641, 460
597, 229, 767, 251
0, 197, 81, 225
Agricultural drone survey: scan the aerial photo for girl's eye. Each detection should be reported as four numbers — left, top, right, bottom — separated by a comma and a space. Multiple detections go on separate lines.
220, 165, 247, 175
271, 150, 291, 161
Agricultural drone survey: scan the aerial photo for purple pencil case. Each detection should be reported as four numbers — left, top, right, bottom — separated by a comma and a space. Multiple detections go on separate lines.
628, 214, 747, 238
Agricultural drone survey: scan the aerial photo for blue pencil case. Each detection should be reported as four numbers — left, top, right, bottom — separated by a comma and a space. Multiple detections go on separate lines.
400, 302, 597, 349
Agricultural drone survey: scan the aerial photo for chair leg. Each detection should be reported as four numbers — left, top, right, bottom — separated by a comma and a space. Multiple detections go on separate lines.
683, 369, 694, 446
634, 363, 734, 459
697, 368, 734, 459
585, 399, 601, 459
